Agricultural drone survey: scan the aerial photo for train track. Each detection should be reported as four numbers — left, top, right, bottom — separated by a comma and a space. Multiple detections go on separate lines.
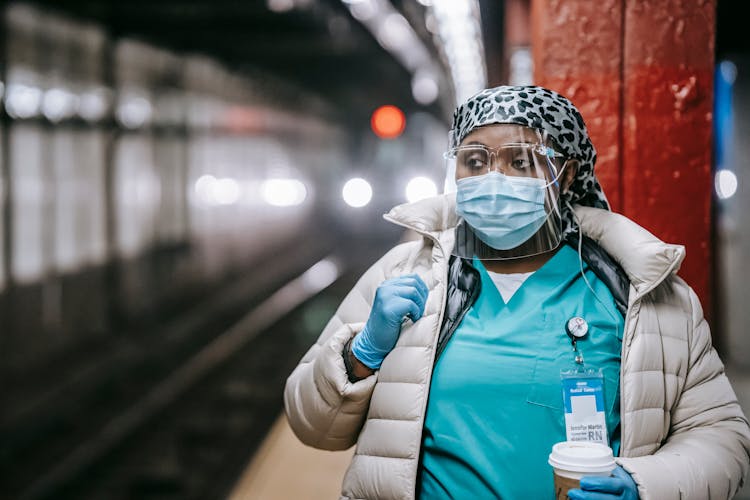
1, 230, 395, 500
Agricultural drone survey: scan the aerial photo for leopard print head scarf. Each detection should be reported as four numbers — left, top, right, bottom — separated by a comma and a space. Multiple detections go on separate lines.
449, 85, 610, 238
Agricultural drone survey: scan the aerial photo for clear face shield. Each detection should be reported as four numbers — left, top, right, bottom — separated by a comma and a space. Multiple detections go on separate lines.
445, 126, 569, 260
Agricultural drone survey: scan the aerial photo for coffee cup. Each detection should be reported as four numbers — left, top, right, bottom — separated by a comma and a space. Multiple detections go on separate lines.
548, 441, 616, 500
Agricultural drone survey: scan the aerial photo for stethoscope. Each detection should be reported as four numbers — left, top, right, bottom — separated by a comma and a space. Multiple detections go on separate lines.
565, 316, 588, 365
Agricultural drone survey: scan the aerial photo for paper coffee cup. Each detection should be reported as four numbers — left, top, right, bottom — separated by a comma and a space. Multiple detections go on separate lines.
548, 441, 616, 500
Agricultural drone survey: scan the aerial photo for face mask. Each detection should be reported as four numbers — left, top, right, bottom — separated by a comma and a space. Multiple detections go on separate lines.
455, 172, 549, 250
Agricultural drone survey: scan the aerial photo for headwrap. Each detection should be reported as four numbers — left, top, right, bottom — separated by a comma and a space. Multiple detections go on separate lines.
449, 85, 610, 238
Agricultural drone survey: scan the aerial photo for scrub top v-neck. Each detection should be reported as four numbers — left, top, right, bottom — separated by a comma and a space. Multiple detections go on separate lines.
419, 244, 623, 500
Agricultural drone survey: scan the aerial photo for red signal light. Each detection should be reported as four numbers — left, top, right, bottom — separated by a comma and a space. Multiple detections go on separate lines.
371, 105, 406, 139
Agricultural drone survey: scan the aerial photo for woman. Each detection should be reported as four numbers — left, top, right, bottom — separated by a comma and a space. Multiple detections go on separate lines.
284, 85, 750, 499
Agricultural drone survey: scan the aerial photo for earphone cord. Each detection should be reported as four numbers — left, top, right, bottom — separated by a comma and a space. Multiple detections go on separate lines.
566, 200, 622, 334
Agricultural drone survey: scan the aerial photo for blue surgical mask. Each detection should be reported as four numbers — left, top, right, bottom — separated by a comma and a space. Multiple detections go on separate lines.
455, 172, 549, 250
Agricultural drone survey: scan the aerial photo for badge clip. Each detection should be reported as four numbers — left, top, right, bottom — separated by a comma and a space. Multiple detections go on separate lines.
566, 317, 588, 367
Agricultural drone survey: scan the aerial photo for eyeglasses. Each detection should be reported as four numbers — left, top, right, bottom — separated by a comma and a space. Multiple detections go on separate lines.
445, 143, 567, 182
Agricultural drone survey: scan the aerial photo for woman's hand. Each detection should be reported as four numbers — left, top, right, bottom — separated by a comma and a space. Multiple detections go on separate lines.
567, 466, 638, 500
351, 274, 428, 369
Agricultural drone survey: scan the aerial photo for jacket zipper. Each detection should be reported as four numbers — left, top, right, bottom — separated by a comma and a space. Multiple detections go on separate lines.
382, 215, 452, 498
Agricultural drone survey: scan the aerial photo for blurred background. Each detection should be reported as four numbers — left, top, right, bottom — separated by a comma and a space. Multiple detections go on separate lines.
0, 0, 747, 499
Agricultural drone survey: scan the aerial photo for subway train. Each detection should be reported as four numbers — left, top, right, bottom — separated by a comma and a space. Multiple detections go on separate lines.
0, 2, 450, 498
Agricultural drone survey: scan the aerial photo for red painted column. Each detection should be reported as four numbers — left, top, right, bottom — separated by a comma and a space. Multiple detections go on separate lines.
622, 0, 716, 315
531, 0, 624, 212
531, 0, 716, 316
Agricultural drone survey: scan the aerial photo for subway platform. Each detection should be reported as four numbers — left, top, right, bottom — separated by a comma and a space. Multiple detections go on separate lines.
1, 0, 749, 499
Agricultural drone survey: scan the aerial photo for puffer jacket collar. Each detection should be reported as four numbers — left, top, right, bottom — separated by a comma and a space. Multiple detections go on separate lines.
383, 193, 458, 238
572, 206, 685, 299
384, 194, 686, 299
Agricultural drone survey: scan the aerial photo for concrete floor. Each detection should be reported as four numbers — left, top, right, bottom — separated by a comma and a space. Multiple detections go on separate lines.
228, 415, 353, 500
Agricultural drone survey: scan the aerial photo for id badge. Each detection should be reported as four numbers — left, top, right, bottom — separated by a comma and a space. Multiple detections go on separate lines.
561, 369, 608, 445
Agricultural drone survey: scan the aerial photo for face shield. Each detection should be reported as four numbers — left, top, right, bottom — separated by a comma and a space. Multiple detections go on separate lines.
445, 126, 570, 260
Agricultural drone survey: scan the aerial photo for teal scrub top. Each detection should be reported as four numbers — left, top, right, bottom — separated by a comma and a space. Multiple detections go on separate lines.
419, 244, 623, 499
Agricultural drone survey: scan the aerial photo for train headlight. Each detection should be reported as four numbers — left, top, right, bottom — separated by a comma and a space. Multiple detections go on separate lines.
262, 178, 308, 207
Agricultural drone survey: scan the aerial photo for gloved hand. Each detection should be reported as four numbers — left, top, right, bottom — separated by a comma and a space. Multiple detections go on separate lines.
351, 274, 429, 369
567, 466, 639, 500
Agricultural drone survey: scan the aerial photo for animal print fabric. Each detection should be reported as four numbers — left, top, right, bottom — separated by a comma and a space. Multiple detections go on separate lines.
449, 85, 610, 238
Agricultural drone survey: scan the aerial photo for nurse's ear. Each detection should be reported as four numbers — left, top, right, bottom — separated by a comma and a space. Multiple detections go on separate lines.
560, 159, 580, 194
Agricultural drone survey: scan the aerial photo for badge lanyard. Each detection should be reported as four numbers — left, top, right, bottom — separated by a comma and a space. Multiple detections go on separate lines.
560, 317, 608, 446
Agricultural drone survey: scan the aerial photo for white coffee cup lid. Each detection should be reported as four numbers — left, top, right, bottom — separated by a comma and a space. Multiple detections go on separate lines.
548, 441, 616, 474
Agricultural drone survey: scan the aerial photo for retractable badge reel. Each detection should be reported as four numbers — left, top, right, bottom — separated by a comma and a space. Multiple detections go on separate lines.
566, 316, 588, 366
560, 317, 609, 445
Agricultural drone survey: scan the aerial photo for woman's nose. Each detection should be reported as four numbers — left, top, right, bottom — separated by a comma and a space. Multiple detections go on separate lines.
487, 153, 509, 174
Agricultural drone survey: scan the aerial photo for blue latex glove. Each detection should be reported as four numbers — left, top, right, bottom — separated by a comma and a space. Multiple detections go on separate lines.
351, 274, 429, 369
567, 466, 639, 500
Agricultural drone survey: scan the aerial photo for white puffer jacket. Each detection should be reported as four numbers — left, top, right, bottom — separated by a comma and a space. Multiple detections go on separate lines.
284, 194, 750, 500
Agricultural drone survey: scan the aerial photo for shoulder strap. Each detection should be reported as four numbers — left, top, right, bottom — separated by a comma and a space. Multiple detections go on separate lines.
435, 256, 481, 362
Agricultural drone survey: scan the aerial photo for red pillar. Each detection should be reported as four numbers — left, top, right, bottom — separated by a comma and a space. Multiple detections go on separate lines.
531, 0, 716, 316
621, 0, 715, 316
531, 0, 624, 212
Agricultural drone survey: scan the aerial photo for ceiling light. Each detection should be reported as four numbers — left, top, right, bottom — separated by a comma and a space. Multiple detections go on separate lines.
405, 176, 437, 203
343, 0, 439, 107
412, 71, 439, 105
342, 178, 373, 208
427, 0, 486, 106
715, 170, 738, 200
378, 13, 412, 51
348, 0, 377, 21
